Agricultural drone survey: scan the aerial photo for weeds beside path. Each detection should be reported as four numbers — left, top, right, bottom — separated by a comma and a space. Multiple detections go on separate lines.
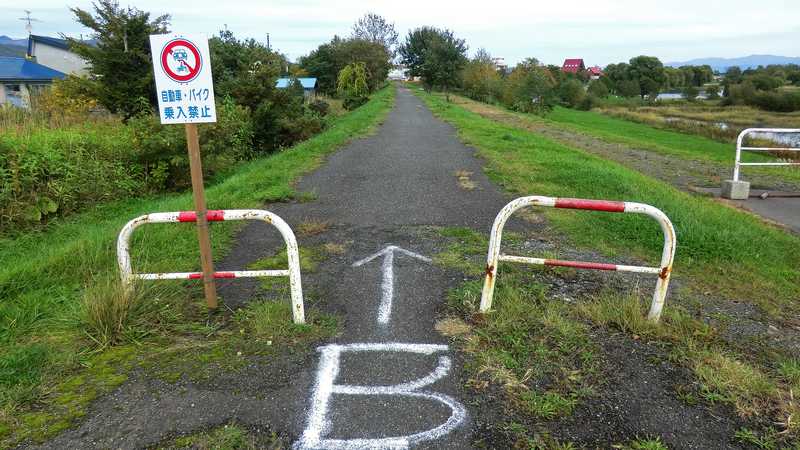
444, 93, 800, 192
411, 87, 800, 448
0, 86, 395, 447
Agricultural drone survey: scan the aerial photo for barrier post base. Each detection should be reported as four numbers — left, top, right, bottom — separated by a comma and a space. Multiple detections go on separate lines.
721, 180, 750, 200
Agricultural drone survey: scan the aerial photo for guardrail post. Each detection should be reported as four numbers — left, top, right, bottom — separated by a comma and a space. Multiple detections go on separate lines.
722, 128, 800, 200
480, 196, 676, 322
117, 209, 305, 324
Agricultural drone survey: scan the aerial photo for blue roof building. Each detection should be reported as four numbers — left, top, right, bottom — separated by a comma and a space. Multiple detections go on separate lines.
0, 56, 66, 107
275, 77, 318, 90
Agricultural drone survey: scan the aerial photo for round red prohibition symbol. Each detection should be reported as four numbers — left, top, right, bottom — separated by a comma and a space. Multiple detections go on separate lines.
160, 38, 202, 83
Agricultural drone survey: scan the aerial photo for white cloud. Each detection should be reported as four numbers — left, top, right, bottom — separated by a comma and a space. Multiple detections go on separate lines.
1, 0, 798, 64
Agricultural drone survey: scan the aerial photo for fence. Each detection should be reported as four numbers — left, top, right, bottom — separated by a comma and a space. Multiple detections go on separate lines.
117, 209, 305, 324
480, 196, 676, 322
732, 128, 800, 182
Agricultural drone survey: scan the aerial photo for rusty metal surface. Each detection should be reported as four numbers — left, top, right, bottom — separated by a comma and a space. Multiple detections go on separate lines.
480, 196, 676, 322
117, 209, 304, 324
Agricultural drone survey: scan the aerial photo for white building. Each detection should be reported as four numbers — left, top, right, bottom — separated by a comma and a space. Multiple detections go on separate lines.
27, 35, 90, 76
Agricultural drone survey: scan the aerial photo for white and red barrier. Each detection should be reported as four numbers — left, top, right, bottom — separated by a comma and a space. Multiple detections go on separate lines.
480, 196, 676, 322
732, 128, 800, 182
117, 209, 305, 324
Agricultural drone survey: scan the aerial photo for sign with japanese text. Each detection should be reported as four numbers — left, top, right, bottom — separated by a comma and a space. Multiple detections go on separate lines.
149, 33, 216, 124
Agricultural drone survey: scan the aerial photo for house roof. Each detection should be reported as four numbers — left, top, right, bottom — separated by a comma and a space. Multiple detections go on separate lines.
0, 56, 66, 82
588, 66, 603, 75
562, 58, 585, 73
27, 35, 97, 56
276, 77, 317, 89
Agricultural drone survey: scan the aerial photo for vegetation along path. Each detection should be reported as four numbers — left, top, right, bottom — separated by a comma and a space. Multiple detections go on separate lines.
25, 84, 800, 449
444, 93, 800, 233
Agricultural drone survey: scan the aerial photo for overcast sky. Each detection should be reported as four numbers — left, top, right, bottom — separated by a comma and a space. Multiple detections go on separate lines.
2, 0, 799, 66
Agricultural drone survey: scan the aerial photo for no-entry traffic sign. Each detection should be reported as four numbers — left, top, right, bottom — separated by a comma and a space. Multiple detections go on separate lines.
149, 32, 219, 309
150, 33, 216, 124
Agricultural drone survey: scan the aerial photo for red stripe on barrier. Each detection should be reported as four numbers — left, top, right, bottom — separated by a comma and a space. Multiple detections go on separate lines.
554, 198, 625, 212
188, 271, 236, 279
178, 210, 226, 222
544, 259, 618, 271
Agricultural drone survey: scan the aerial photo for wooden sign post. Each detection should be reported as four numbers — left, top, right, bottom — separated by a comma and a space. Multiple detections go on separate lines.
151, 33, 219, 309
185, 123, 217, 308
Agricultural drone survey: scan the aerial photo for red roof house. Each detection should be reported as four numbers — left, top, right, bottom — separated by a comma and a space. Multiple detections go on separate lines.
588, 66, 603, 77
562, 58, 585, 73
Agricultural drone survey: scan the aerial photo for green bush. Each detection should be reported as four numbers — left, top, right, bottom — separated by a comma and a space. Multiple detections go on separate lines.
0, 98, 253, 233
0, 124, 142, 231
127, 97, 254, 190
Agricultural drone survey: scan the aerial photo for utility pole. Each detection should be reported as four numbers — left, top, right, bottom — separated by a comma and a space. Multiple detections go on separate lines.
266, 33, 270, 51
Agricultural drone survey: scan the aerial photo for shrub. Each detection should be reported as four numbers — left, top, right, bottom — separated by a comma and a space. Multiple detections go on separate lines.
337, 62, 370, 110
558, 79, 586, 108
308, 99, 330, 116
128, 97, 254, 190
587, 80, 609, 98
0, 123, 142, 231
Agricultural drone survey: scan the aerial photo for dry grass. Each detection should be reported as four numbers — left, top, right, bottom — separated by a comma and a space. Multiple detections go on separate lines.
435, 317, 472, 337
296, 220, 330, 237
454, 170, 476, 190
323, 242, 347, 255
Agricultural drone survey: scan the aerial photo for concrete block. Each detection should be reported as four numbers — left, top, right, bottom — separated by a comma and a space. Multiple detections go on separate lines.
721, 179, 750, 200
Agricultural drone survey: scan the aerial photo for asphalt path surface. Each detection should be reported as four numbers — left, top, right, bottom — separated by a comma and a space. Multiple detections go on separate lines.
33, 86, 512, 449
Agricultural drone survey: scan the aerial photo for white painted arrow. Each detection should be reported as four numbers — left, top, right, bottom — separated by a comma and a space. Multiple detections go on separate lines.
352, 245, 431, 325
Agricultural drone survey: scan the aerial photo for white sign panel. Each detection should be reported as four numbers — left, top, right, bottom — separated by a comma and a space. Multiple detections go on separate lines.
149, 33, 216, 124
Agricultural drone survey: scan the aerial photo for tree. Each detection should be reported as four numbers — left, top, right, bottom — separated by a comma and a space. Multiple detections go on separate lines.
502, 63, 557, 115
300, 36, 390, 94
682, 84, 699, 101
616, 79, 640, 98
705, 84, 720, 99
628, 56, 666, 99
462, 48, 501, 102
418, 31, 467, 99
398, 26, 445, 78
351, 13, 398, 57
558, 79, 585, 108
587, 80, 609, 98
68, 1, 170, 118
337, 62, 370, 109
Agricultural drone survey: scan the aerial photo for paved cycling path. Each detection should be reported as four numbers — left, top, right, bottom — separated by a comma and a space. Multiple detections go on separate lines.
35, 85, 511, 449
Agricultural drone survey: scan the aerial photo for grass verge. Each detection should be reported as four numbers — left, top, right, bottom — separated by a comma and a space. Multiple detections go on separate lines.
0, 86, 394, 446
414, 89, 800, 445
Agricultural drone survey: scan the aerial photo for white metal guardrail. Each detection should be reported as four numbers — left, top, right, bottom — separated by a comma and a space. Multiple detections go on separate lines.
732, 128, 800, 181
117, 209, 305, 324
480, 196, 676, 322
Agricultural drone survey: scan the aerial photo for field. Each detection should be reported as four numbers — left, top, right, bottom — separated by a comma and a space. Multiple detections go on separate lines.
412, 87, 800, 447
597, 102, 800, 143
0, 87, 394, 446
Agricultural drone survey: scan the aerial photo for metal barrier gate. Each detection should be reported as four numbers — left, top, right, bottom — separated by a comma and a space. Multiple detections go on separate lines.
117, 209, 305, 324
732, 128, 800, 182
480, 196, 676, 322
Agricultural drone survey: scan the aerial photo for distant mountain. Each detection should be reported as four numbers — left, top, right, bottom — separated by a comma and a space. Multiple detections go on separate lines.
0, 44, 25, 57
666, 55, 800, 72
0, 35, 28, 47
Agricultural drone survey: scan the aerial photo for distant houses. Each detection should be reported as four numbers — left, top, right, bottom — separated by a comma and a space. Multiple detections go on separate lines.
0, 56, 65, 107
562, 58, 585, 74
27, 35, 91, 76
275, 77, 318, 99
0, 34, 91, 107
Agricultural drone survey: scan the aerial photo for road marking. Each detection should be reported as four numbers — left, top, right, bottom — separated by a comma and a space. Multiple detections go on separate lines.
294, 343, 466, 450
352, 246, 431, 324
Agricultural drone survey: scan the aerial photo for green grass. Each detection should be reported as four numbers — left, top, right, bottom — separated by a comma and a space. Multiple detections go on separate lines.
413, 90, 800, 317
545, 106, 781, 165
0, 86, 394, 446
159, 423, 284, 449
416, 89, 800, 445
